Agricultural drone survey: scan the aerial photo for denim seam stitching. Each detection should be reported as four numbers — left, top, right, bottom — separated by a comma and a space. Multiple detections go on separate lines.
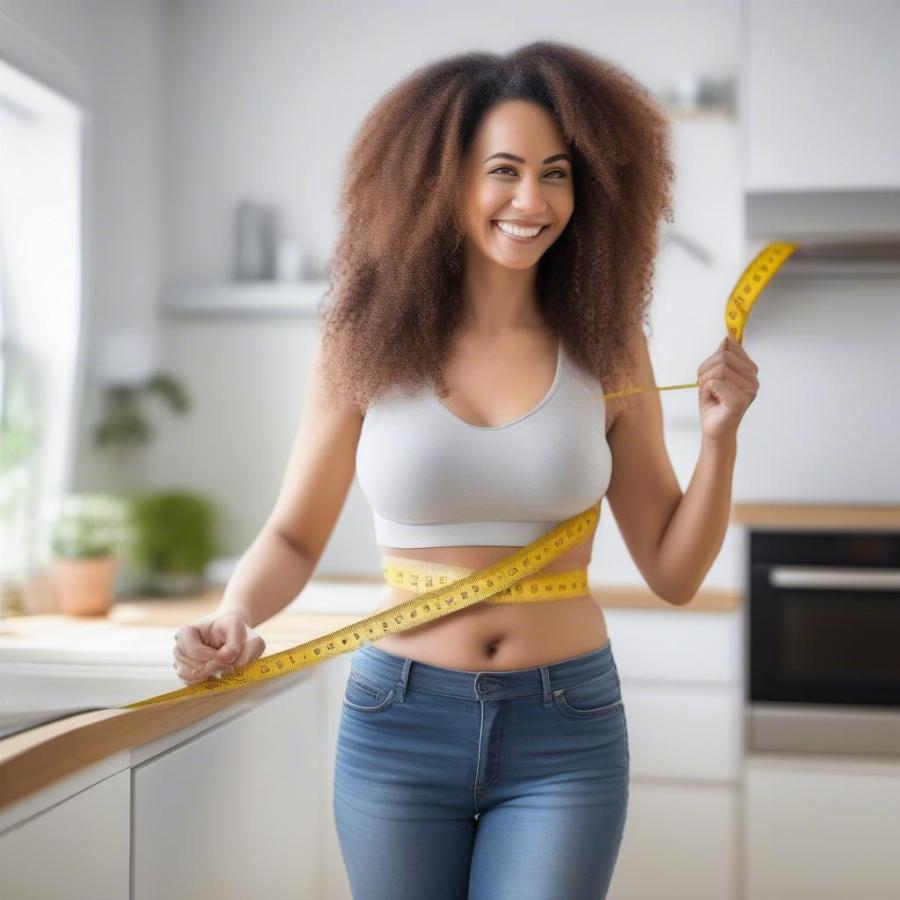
342, 687, 396, 714
479, 700, 505, 793
473, 699, 484, 815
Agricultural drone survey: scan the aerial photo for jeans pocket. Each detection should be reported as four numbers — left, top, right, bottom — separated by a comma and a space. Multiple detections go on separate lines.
342, 672, 397, 714
552, 666, 623, 720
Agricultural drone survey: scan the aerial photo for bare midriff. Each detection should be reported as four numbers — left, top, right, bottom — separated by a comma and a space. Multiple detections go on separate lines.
367, 330, 619, 672
370, 516, 607, 672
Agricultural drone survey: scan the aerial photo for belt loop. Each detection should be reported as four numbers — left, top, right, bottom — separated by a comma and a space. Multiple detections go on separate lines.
396, 657, 413, 703
539, 666, 553, 708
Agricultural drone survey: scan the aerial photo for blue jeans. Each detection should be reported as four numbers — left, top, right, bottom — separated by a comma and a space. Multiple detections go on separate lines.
332, 638, 630, 899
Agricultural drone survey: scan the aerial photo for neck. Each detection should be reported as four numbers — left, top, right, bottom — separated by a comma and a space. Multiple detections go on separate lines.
458, 245, 545, 338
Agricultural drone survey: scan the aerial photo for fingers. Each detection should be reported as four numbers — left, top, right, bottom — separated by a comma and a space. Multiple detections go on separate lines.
231, 634, 266, 669
700, 361, 758, 394
174, 624, 218, 664
172, 646, 220, 684
213, 615, 249, 667
170, 608, 270, 689
698, 344, 759, 381
171, 629, 266, 684
726, 334, 759, 372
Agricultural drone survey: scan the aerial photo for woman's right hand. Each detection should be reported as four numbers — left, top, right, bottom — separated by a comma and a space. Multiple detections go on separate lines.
172, 610, 266, 685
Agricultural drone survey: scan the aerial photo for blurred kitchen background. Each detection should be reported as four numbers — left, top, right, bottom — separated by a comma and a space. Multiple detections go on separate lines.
1, 2, 899, 899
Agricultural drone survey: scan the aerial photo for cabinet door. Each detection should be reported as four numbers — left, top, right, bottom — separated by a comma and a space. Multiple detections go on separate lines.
746, 0, 900, 190
133, 675, 322, 900
0, 769, 130, 899
610, 781, 739, 900
745, 754, 900, 900
623, 682, 743, 782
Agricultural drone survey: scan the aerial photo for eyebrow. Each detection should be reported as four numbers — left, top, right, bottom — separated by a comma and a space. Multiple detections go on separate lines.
483, 152, 572, 165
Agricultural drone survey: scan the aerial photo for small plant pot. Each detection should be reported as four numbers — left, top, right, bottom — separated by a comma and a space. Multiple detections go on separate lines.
51, 556, 118, 616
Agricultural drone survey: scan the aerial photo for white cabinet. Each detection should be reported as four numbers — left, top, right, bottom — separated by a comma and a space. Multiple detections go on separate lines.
745, 753, 900, 900
0, 768, 130, 899
745, 1, 900, 191
132, 674, 323, 900
614, 781, 739, 900
604, 608, 744, 900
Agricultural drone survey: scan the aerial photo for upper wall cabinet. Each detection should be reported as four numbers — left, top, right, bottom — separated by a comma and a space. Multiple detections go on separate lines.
745, 0, 900, 191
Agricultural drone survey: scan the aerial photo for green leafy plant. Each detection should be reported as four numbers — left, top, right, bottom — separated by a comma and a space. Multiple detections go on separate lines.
126, 490, 218, 576
93, 373, 190, 462
48, 492, 133, 560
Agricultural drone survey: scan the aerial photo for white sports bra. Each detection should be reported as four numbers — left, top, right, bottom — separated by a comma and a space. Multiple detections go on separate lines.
355, 338, 613, 548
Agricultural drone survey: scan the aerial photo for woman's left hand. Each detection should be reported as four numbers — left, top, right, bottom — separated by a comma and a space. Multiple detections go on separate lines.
697, 334, 760, 442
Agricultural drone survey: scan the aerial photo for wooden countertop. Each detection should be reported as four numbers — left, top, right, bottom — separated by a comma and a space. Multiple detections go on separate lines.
0, 595, 363, 812
732, 502, 900, 530
0, 576, 738, 812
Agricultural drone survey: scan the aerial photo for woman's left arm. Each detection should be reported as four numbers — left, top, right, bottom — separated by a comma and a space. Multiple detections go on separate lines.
605, 328, 759, 606
656, 334, 759, 603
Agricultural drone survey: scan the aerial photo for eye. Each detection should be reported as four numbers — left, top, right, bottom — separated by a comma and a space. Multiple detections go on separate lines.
489, 166, 568, 179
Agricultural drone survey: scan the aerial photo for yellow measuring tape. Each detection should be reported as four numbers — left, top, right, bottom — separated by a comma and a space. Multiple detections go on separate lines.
381, 555, 590, 604
123, 240, 798, 712
125, 503, 600, 710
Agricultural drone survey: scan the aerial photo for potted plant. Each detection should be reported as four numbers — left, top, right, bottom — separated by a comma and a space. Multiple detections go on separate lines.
126, 490, 219, 596
48, 492, 132, 616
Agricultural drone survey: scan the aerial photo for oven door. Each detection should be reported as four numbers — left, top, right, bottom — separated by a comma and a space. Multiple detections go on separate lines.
748, 556, 900, 756
751, 564, 900, 708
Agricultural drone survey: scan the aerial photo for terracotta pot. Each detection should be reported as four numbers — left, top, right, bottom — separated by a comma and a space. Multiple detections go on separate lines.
51, 556, 118, 616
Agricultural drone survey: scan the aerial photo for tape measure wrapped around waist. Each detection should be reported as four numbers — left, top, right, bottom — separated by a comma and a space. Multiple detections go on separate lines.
124, 502, 601, 709
382, 555, 590, 604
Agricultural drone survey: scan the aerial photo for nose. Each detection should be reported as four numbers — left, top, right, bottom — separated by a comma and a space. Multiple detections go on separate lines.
511, 176, 550, 216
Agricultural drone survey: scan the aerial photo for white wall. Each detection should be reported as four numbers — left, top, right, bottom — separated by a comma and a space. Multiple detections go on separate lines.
9, 1, 893, 600
153, 0, 747, 591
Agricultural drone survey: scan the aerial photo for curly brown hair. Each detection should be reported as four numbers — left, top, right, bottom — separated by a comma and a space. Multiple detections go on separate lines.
317, 40, 675, 417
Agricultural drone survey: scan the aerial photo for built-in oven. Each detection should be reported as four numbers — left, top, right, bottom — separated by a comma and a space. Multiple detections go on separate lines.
746, 529, 900, 757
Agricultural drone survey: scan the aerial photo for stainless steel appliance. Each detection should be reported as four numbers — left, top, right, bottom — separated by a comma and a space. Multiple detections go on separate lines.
746, 529, 900, 756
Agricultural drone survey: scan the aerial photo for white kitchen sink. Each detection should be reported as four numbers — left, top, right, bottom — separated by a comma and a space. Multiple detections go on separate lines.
0, 661, 182, 740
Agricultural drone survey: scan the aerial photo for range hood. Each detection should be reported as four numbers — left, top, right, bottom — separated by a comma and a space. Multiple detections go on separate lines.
775, 239, 900, 278
746, 188, 900, 277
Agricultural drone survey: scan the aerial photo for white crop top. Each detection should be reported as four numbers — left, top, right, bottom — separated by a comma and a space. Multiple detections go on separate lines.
355, 338, 613, 547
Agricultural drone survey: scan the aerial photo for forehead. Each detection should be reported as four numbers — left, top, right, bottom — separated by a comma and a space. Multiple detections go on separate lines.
469, 100, 567, 157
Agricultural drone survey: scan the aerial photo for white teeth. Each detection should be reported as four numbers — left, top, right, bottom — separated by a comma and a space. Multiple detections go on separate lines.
495, 221, 544, 238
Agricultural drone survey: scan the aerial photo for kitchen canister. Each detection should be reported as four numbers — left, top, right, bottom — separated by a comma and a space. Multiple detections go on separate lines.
234, 201, 276, 280
275, 236, 304, 281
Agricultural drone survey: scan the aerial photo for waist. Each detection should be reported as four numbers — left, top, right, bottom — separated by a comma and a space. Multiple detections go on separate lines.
381, 554, 590, 605
352, 638, 618, 693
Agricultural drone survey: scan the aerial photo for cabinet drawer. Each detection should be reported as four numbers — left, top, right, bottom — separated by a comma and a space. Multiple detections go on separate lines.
623, 683, 743, 782
605, 608, 743, 685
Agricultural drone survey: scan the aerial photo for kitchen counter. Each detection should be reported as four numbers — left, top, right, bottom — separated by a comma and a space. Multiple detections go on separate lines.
0, 574, 739, 811
0, 589, 363, 811
732, 502, 900, 530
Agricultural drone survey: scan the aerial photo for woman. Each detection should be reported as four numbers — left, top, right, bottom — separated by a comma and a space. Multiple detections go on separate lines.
172, 41, 759, 900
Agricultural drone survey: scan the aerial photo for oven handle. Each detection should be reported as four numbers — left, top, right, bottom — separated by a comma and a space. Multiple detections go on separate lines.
769, 566, 900, 590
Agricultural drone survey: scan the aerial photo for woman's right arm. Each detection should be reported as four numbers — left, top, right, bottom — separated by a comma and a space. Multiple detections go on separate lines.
172, 334, 363, 683
217, 333, 364, 628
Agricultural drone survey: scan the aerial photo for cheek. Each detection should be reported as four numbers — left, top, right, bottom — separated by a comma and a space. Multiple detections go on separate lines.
471, 183, 507, 218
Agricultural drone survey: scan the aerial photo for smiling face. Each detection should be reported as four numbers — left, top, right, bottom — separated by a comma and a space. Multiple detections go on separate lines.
458, 99, 575, 272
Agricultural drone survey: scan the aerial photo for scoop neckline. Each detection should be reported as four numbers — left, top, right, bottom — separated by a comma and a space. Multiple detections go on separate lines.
431, 337, 565, 431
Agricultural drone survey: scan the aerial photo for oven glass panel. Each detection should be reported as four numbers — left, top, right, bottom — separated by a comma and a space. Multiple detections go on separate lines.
781, 593, 900, 685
